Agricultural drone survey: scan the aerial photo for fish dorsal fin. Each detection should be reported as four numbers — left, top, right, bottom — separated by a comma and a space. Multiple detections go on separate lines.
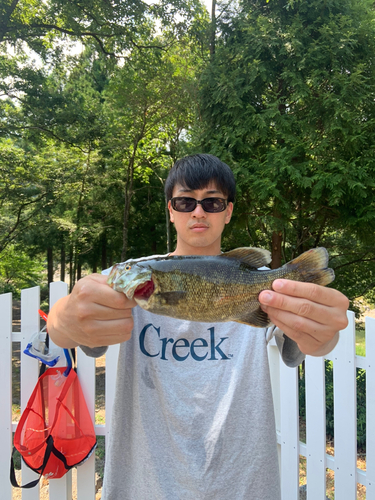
220, 247, 271, 269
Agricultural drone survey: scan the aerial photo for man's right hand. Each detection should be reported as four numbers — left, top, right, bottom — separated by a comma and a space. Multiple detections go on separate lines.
47, 274, 137, 349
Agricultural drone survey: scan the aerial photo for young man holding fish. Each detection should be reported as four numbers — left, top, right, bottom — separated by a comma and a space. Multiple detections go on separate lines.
48, 154, 349, 500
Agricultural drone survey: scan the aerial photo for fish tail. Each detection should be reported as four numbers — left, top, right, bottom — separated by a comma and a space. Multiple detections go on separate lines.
285, 247, 335, 286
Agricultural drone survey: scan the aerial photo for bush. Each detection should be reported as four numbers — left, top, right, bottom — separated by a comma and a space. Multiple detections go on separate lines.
0, 246, 45, 298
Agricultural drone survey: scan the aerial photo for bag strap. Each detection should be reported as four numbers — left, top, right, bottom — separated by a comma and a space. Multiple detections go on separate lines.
10, 435, 54, 488
10, 435, 73, 489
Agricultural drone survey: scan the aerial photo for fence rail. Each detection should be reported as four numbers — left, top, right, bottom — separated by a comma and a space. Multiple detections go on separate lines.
1, 283, 374, 499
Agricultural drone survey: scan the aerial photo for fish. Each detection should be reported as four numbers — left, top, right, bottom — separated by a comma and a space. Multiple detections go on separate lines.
107, 247, 335, 328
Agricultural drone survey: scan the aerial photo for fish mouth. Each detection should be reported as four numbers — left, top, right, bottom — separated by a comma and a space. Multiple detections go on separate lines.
114, 267, 153, 299
134, 279, 155, 300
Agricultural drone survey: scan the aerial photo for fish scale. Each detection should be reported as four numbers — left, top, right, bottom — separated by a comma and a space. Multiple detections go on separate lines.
107, 247, 334, 328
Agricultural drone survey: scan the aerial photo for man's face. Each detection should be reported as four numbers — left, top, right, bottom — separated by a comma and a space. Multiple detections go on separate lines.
168, 182, 233, 256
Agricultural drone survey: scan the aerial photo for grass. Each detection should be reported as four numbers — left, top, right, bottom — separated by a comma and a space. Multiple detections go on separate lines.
356, 324, 366, 357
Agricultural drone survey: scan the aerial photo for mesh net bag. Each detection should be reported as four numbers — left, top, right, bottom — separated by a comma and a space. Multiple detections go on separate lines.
11, 366, 97, 487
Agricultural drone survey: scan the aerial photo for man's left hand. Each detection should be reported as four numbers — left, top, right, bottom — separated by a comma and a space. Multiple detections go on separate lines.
258, 280, 350, 356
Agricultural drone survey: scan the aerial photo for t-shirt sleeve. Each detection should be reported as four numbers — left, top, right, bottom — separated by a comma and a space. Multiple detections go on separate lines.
266, 325, 305, 367
79, 345, 109, 358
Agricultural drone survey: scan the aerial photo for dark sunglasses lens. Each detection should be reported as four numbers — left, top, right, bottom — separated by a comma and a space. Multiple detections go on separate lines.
201, 198, 226, 212
172, 197, 227, 212
173, 198, 197, 212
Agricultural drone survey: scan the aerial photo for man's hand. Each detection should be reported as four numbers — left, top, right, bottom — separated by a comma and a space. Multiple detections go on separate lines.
47, 274, 137, 349
258, 280, 349, 356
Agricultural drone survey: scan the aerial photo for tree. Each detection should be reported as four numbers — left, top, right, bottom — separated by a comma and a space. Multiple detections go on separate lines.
197, 0, 375, 303
0, 138, 56, 253
0, 0, 202, 55
103, 40, 200, 260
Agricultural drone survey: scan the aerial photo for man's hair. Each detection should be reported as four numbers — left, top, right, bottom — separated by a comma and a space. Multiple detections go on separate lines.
164, 154, 236, 202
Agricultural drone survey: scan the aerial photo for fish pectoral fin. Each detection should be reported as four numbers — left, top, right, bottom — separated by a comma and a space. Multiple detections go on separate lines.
220, 247, 271, 269
158, 291, 187, 306
236, 307, 271, 328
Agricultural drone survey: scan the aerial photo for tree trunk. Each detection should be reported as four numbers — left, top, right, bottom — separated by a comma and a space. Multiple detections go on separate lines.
271, 199, 283, 269
72, 245, 77, 289
210, 0, 216, 58
60, 246, 65, 283
121, 137, 141, 261
101, 231, 107, 270
47, 247, 53, 284
121, 187, 131, 262
69, 245, 73, 292
271, 231, 283, 269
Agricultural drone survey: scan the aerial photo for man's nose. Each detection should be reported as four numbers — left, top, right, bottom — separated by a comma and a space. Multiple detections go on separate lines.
191, 202, 206, 217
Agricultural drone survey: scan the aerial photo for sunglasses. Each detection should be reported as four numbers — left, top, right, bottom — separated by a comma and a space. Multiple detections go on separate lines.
170, 197, 228, 213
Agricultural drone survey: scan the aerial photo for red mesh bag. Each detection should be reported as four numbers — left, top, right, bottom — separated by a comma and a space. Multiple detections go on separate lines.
11, 366, 97, 488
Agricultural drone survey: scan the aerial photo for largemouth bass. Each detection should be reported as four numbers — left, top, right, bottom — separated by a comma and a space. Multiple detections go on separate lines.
107, 247, 334, 327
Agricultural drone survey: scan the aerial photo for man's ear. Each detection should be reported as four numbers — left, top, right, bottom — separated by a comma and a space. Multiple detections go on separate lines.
225, 202, 234, 224
168, 200, 174, 223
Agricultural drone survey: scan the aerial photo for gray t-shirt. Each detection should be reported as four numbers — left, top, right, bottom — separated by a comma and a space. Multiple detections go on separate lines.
81, 257, 304, 499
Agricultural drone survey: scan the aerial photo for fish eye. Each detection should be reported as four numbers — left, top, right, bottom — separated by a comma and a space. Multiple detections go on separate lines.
125, 264, 132, 271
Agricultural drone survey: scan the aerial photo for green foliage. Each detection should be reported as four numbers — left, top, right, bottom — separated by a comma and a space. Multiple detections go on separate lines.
198, 0, 375, 280
1, 0, 205, 56
1, 0, 374, 300
0, 246, 45, 297
0, 139, 54, 253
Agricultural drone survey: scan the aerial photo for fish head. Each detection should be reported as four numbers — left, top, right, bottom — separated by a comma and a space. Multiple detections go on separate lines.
107, 260, 154, 301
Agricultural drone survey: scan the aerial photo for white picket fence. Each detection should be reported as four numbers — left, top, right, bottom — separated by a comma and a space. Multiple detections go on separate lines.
0, 282, 374, 500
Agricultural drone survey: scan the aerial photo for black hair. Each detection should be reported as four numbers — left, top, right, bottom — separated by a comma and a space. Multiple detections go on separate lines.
164, 154, 236, 202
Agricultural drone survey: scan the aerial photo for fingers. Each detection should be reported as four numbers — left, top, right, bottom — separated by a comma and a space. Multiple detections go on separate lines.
48, 274, 138, 349
271, 279, 348, 308
75, 273, 137, 311
69, 315, 135, 348
259, 280, 348, 325
259, 279, 349, 355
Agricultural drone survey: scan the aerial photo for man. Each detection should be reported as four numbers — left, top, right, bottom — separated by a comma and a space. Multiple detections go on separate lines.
48, 154, 348, 499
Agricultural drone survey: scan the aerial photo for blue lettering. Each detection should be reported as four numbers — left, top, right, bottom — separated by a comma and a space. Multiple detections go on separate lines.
190, 338, 208, 361
172, 338, 190, 361
209, 327, 229, 360
160, 337, 174, 360
139, 324, 160, 357
138, 325, 230, 361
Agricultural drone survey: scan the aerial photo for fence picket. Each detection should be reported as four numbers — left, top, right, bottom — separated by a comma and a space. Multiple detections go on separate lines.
20, 286, 41, 499
77, 347, 96, 499
0, 293, 13, 500
48, 281, 72, 500
105, 344, 120, 454
332, 311, 357, 498
279, 361, 299, 500
267, 340, 281, 468
3, 287, 374, 499
305, 355, 326, 499
366, 316, 375, 499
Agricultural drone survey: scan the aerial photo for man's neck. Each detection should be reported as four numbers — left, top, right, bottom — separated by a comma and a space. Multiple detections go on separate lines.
170, 242, 222, 257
